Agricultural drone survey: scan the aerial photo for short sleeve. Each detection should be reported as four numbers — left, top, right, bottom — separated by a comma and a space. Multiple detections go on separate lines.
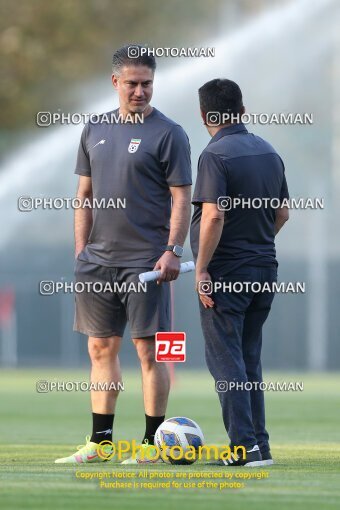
160, 125, 192, 186
280, 173, 289, 201
75, 123, 91, 177
192, 151, 228, 206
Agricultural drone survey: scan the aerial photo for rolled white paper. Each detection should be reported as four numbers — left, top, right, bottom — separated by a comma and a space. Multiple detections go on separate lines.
139, 260, 195, 283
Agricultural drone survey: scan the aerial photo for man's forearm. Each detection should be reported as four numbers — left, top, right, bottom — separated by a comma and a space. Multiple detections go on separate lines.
168, 187, 191, 246
275, 217, 288, 235
275, 206, 289, 235
196, 216, 224, 271
74, 197, 93, 257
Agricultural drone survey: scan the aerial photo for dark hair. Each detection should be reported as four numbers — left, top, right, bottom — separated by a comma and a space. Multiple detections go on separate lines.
112, 44, 156, 76
198, 79, 243, 115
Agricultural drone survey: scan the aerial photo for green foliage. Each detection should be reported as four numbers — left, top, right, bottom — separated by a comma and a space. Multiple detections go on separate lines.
0, 0, 227, 130
1, 370, 340, 509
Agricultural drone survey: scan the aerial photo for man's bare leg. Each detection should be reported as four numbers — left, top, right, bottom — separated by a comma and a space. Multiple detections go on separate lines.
88, 336, 122, 443
55, 335, 122, 463
133, 337, 170, 443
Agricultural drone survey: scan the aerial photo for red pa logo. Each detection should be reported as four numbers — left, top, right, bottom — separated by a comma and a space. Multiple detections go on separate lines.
155, 332, 186, 362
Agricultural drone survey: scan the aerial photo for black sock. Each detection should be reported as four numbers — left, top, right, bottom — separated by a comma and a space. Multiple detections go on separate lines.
142, 414, 165, 445
90, 413, 114, 444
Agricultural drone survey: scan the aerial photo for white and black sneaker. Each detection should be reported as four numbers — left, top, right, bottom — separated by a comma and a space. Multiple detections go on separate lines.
260, 449, 274, 466
211, 445, 266, 467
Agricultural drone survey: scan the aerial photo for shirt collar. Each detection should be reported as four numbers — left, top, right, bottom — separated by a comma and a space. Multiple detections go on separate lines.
208, 122, 248, 145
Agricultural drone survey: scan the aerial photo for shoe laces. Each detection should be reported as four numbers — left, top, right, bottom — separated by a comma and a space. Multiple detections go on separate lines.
76, 435, 94, 453
141, 439, 150, 448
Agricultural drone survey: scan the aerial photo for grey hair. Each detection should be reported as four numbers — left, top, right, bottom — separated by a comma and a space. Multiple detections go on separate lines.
112, 44, 156, 76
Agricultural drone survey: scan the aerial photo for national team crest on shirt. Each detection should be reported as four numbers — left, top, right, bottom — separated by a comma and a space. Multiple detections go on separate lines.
128, 138, 141, 153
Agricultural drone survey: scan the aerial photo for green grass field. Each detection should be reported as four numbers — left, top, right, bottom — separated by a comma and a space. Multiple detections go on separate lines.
0, 370, 340, 510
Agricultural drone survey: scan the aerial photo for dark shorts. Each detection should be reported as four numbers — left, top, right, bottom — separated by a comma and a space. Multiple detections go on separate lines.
73, 259, 171, 338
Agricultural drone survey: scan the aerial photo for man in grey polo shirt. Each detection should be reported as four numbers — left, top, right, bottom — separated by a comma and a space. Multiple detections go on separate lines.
55, 45, 191, 464
190, 79, 289, 467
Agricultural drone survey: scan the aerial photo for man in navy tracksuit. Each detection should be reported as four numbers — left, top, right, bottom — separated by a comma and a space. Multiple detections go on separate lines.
190, 79, 289, 467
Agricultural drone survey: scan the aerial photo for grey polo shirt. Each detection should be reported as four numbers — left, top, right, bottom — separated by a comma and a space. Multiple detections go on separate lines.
75, 108, 192, 268
190, 123, 289, 276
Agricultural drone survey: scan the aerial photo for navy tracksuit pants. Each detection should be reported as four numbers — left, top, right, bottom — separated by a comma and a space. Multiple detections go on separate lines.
199, 265, 277, 450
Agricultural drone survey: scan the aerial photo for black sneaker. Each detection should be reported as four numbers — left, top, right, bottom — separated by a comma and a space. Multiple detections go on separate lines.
211, 445, 266, 467
260, 449, 274, 466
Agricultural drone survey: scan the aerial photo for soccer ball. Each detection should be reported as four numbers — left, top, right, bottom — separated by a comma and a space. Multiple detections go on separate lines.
154, 417, 204, 465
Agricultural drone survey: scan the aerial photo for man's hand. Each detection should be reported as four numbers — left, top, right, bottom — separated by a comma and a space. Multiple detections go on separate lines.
196, 269, 214, 308
153, 251, 180, 284
75, 247, 85, 260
